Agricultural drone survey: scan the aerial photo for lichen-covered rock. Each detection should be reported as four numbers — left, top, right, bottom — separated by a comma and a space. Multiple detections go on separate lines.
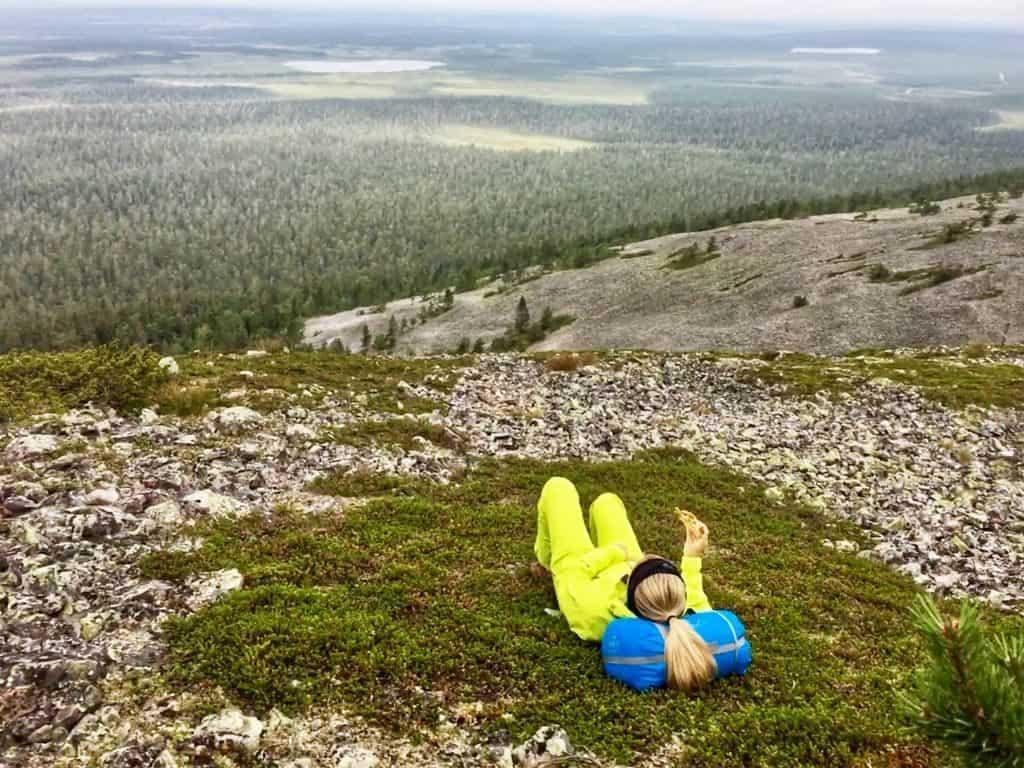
192, 708, 264, 755
186, 569, 243, 611
5, 434, 59, 461
512, 726, 573, 766
332, 745, 380, 768
157, 357, 180, 376
181, 490, 249, 519
207, 406, 263, 434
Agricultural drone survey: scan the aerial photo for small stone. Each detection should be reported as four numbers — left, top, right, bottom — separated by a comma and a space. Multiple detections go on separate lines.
53, 704, 85, 731
5, 434, 59, 461
285, 424, 317, 442
3, 495, 39, 514
28, 724, 69, 743
182, 490, 249, 519
145, 500, 184, 528
193, 708, 264, 755
333, 746, 380, 768
140, 408, 160, 425
158, 356, 180, 376
208, 406, 264, 434
187, 568, 244, 610
265, 708, 294, 735
764, 486, 784, 504
85, 487, 120, 506
834, 540, 858, 553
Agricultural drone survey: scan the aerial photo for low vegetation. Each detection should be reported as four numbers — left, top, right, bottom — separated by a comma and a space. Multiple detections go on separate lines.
0, 346, 166, 422
152, 351, 469, 417
867, 262, 987, 295
910, 199, 942, 216
737, 349, 1024, 410
664, 238, 721, 271
138, 449, 1024, 765
911, 220, 979, 251
542, 351, 601, 372
488, 298, 575, 353
324, 417, 462, 452
902, 595, 1024, 767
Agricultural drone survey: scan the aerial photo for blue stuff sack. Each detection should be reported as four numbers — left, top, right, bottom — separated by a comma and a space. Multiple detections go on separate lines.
601, 610, 752, 692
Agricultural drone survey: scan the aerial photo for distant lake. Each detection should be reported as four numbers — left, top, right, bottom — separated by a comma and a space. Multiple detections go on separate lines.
283, 60, 445, 74
790, 48, 881, 55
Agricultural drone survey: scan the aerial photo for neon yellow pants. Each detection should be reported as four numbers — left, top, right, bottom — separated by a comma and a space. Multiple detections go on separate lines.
534, 477, 641, 641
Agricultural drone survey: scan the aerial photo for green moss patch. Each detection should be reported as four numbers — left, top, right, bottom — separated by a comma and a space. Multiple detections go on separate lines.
0, 346, 166, 423
153, 351, 468, 417
737, 349, 1024, 410
140, 449, 1001, 765
324, 417, 463, 451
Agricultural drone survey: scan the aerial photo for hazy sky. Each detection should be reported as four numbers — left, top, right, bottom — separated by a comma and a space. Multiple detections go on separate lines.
4, 0, 1022, 27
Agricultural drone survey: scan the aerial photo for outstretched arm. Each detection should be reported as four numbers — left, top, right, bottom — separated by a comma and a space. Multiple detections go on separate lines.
678, 511, 713, 613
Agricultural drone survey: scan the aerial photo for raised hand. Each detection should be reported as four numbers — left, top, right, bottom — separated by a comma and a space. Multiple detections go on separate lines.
676, 508, 709, 558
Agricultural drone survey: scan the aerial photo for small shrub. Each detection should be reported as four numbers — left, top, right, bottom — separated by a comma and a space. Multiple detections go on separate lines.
910, 199, 941, 216
868, 264, 893, 282
792, 295, 809, 309
545, 352, 599, 372
1000, 213, 1019, 225
154, 383, 221, 417
0, 346, 166, 422
901, 595, 1024, 768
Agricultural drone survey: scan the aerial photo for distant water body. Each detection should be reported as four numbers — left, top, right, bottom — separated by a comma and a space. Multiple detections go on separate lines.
790, 48, 881, 55
283, 60, 445, 74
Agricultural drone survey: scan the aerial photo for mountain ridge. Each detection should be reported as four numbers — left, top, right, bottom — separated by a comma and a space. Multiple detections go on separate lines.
305, 193, 1024, 356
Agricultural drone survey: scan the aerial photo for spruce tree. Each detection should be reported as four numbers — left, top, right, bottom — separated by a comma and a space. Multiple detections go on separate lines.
901, 594, 1024, 767
360, 324, 371, 354
385, 315, 399, 349
515, 296, 530, 333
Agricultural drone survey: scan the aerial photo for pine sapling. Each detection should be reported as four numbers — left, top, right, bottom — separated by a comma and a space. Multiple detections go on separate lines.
900, 594, 1024, 767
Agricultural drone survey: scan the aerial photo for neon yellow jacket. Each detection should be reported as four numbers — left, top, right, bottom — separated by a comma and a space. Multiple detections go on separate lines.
555, 551, 711, 642
535, 476, 712, 643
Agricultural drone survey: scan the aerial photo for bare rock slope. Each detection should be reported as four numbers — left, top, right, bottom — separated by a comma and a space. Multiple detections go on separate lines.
305, 194, 1024, 355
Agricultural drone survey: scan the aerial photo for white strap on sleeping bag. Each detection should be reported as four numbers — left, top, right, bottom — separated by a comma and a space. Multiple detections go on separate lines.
708, 610, 742, 670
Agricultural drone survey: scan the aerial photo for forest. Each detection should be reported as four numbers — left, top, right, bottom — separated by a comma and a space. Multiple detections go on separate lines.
2, 10, 1024, 351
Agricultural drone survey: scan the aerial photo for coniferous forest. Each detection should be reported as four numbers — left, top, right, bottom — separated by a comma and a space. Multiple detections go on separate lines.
2, 9, 1024, 351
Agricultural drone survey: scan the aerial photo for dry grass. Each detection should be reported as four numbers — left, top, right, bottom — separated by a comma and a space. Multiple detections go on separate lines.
545, 352, 600, 372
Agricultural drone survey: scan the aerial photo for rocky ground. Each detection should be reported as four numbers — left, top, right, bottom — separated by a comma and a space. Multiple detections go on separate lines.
305, 193, 1024, 356
2, 350, 1022, 767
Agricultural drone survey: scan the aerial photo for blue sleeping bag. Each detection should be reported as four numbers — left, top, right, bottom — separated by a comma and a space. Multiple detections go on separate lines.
601, 610, 752, 691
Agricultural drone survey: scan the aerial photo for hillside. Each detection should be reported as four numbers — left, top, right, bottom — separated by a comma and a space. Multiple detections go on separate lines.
305, 193, 1024, 355
1, 346, 1022, 767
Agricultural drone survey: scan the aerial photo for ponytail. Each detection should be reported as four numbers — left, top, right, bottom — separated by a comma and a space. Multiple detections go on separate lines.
664, 617, 716, 692
631, 565, 717, 693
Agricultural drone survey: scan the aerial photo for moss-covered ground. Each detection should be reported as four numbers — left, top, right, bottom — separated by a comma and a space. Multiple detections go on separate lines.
0, 346, 166, 422
152, 351, 468, 417
0, 347, 470, 423
737, 347, 1024, 410
137, 449, 1024, 766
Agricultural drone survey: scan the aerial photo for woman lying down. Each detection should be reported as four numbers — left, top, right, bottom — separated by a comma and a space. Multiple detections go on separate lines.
533, 477, 752, 693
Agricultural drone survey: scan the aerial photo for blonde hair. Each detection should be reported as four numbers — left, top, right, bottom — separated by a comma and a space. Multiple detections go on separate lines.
631, 565, 716, 693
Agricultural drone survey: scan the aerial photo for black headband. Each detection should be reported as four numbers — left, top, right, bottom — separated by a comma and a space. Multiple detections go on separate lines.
626, 557, 681, 616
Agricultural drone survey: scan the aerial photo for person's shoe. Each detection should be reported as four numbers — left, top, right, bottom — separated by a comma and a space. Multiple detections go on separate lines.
529, 561, 549, 579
